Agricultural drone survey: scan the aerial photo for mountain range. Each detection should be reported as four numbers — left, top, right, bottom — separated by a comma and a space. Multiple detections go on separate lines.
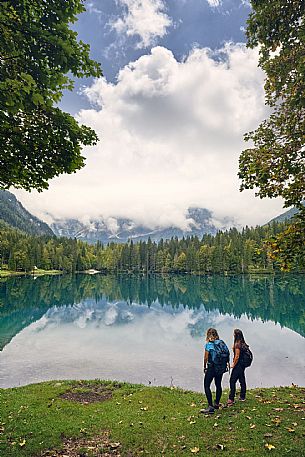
269, 206, 300, 224
50, 207, 224, 243
0, 190, 53, 236
0, 190, 299, 243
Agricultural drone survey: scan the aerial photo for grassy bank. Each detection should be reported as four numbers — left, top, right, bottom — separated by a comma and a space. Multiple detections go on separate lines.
0, 269, 62, 278
0, 381, 304, 456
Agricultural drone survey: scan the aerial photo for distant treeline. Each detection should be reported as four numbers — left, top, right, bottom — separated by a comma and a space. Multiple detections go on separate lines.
0, 219, 303, 274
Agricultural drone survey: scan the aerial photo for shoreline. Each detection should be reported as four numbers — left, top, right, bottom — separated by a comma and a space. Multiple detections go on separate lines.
0, 269, 304, 279
0, 269, 63, 278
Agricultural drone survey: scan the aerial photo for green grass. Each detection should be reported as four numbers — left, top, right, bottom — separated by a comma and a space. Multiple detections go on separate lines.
0, 381, 304, 456
31, 269, 62, 276
0, 269, 62, 277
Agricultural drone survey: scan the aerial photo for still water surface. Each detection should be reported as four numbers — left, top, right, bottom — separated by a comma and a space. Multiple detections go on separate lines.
0, 274, 304, 391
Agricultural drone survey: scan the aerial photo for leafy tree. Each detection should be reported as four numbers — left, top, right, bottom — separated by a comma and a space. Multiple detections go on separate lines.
174, 252, 187, 272
239, 0, 305, 267
0, 0, 102, 190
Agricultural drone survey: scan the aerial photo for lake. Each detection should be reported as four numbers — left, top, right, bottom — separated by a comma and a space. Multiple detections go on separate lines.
0, 273, 304, 391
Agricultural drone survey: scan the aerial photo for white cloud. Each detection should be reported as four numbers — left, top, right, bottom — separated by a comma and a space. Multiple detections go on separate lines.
86, 1, 102, 15
111, 0, 172, 48
206, 0, 221, 7
241, 0, 251, 6
15, 44, 284, 229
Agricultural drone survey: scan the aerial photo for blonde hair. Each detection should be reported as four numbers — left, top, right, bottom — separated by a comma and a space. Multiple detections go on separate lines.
206, 327, 219, 342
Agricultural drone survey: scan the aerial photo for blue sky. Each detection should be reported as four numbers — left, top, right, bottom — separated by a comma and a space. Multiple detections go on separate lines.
16, 0, 285, 230
63, 0, 251, 113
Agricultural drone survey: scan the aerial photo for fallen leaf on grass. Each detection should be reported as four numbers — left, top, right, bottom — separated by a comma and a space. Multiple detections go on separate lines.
47, 399, 55, 408
264, 433, 273, 438
250, 424, 256, 429
216, 444, 225, 450
287, 428, 295, 433
265, 443, 275, 451
189, 421, 196, 425
19, 439, 26, 447
190, 446, 200, 453
272, 417, 281, 426
238, 448, 247, 452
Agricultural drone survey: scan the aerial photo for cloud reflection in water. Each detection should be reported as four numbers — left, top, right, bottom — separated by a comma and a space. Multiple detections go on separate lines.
0, 296, 304, 390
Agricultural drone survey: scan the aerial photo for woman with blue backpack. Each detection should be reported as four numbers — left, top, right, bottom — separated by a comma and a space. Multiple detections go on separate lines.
202, 328, 230, 414
227, 329, 253, 406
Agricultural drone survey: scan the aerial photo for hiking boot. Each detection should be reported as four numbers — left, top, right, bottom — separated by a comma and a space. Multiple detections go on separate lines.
239, 397, 246, 402
213, 403, 220, 409
200, 406, 215, 414
226, 399, 234, 407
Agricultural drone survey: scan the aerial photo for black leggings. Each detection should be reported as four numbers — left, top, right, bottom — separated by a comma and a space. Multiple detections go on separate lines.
229, 364, 246, 401
204, 366, 223, 407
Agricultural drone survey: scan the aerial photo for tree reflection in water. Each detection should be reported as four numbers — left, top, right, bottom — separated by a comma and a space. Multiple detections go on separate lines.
0, 273, 304, 351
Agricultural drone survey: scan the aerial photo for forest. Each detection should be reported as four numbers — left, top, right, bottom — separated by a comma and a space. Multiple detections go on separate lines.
0, 219, 302, 274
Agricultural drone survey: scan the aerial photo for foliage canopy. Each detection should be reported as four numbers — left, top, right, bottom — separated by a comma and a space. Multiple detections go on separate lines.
0, 220, 303, 274
0, 0, 102, 190
239, 0, 305, 268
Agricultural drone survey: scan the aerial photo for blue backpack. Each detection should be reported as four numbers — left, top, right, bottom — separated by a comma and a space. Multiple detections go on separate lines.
209, 340, 230, 374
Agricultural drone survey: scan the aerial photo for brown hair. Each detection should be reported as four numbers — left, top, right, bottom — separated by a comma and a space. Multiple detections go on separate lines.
206, 328, 219, 342
233, 329, 247, 347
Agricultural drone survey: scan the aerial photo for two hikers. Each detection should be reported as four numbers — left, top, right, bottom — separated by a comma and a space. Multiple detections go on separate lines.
202, 327, 252, 413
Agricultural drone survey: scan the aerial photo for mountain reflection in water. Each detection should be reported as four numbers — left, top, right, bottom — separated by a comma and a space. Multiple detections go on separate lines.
0, 274, 304, 390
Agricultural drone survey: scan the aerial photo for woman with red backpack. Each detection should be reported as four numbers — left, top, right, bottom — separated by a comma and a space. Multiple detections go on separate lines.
202, 327, 230, 414
227, 328, 253, 406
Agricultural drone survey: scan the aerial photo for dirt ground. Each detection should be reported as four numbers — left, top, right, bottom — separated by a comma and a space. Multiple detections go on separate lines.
39, 430, 125, 456
59, 382, 122, 405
